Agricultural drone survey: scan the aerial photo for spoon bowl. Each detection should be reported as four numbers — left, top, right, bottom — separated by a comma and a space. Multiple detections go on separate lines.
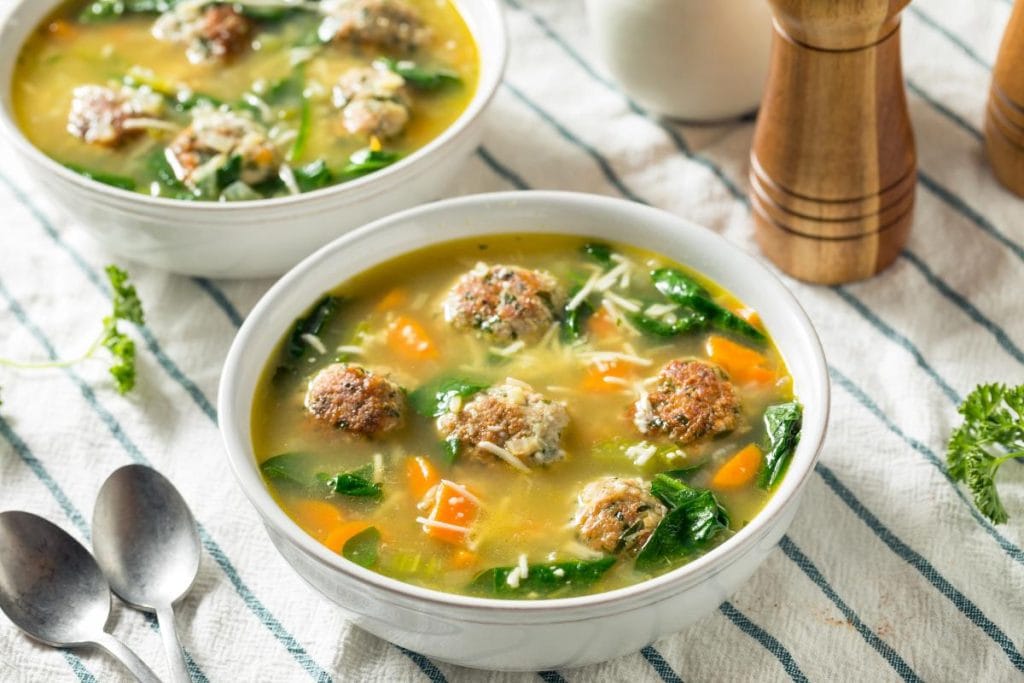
0, 511, 161, 682
93, 465, 201, 683
0, 511, 109, 647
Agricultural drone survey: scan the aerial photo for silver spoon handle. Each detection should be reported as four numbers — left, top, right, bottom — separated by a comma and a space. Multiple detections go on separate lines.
93, 631, 163, 683
156, 604, 191, 683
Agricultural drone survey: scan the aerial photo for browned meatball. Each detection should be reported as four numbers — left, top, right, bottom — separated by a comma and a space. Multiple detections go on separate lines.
320, 0, 431, 51
152, 4, 252, 64
332, 65, 410, 139
436, 380, 569, 469
573, 477, 665, 555
305, 363, 405, 436
67, 85, 164, 146
443, 265, 566, 343
167, 108, 280, 189
633, 359, 740, 445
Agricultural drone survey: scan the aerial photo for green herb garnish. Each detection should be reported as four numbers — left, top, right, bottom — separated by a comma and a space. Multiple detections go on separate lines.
581, 242, 614, 269
293, 159, 333, 192
343, 148, 400, 176
0, 265, 145, 394
260, 452, 315, 487
469, 557, 616, 598
758, 402, 802, 490
948, 383, 1024, 524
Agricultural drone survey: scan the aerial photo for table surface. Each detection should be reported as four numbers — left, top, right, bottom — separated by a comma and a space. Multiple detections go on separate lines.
2, 0, 1023, 681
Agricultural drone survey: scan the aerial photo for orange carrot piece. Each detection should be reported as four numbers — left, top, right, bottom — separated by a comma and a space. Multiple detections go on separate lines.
47, 20, 76, 40
706, 335, 775, 385
581, 359, 631, 393
387, 315, 438, 361
451, 549, 479, 569
406, 456, 440, 500
735, 307, 762, 328
288, 500, 344, 541
421, 481, 479, 546
710, 444, 763, 490
587, 309, 619, 339
376, 288, 409, 311
324, 520, 372, 553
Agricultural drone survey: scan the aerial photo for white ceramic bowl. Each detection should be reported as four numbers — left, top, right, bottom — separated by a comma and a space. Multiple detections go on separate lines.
218, 191, 830, 671
0, 0, 506, 278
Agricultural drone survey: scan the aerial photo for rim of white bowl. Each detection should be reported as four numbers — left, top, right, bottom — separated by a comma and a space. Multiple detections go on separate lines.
0, 0, 507, 212
219, 191, 831, 615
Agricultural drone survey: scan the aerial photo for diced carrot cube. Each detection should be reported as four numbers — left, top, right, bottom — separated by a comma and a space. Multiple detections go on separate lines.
421, 481, 479, 546
387, 315, 438, 361
406, 456, 440, 500
581, 359, 631, 393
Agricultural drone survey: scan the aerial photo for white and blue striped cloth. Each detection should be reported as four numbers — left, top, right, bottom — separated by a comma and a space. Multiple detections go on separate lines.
2, 0, 1023, 680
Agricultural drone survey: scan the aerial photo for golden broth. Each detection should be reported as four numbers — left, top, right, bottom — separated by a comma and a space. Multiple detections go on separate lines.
251, 235, 797, 598
12, 0, 478, 198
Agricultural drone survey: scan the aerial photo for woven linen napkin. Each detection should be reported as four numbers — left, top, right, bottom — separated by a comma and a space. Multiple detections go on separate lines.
1, 0, 1022, 680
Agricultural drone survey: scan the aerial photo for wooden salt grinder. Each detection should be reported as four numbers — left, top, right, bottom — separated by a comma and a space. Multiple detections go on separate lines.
986, 0, 1024, 197
749, 0, 916, 284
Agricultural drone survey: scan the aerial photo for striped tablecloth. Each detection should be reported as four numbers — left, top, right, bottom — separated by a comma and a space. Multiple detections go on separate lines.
2, 0, 1023, 680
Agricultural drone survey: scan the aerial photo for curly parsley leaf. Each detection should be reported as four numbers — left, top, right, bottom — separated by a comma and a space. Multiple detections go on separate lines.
100, 265, 146, 394
947, 383, 1024, 524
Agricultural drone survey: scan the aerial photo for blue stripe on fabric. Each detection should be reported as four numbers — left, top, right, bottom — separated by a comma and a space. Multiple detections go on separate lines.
502, 81, 648, 204
828, 366, 1024, 567
906, 6, 994, 70
814, 466, 1024, 672
395, 647, 448, 682
831, 287, 963, 405
917, 172, 1024, 267
0, 412, 210, 683
477, 147, 530, 190
501, 0, 745, 201
537, 671, 568, 683
61, 651, 98, 683
193, 277, 245, 328
901, 250, 1024, 365
640, 646, 684, 683
718, 602, 809, 683
0, 281, 333, 683
906, 81, 983, 143
778, 537, 923, 682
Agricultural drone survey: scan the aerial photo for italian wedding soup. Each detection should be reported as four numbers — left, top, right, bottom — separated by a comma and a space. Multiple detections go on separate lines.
12, 0, 478, 200
252, 236, 803, 598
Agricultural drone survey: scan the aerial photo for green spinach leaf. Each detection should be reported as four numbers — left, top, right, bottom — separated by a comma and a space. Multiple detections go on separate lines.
651, 268, 765, 343
293, 159, 333, 192
324, 464, 382, 499
343, 148, 400, 176
758, 401, 803, 490
378, 58, 462, 90
469, 557, 616, 598
409, 377, 488, 417
627, 310, 706, 338
63, 163, 135, 191
581, 242, 614, 268
636, 475, 729, 571
287, 295, 341, 359
342, 526, 381, 567
260, 452, 315, 487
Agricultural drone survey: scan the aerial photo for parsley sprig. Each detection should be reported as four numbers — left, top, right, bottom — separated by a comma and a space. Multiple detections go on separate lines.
0, 265, 145, 394
947, 383, 1024, 524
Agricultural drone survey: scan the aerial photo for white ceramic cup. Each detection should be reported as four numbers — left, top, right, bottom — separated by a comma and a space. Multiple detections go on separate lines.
585, 0, 773, 121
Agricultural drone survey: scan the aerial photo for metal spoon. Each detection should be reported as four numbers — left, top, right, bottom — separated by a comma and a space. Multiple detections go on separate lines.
93, 465, 201, 683
0, 511, 161, 683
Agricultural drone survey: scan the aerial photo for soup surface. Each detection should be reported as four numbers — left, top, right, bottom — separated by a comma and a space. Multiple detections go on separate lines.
12, 0, 478, 200
251, 235, 803, 598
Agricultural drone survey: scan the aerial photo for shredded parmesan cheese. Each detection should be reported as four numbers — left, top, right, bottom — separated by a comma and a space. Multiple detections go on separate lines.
416, 516, 470, 534
335, 345, 363, 355
633, 389, 654, 434
477, 441, 531, 472
440, 479, 483, 507
518, 553, 529, 579
603, 291, 642, 313
595, 262, 630, 291
300, 333, 326, 354
579, 350, 653, 367
490, 340, 526, 357
506, 566, 522, 588
625, 442, 658, 466
566, 270, 601, 312
372, 453, 384, 483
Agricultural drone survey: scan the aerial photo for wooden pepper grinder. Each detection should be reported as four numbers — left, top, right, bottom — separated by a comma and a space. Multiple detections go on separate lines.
986, 0, 1024, 197
749, 0, 916, 284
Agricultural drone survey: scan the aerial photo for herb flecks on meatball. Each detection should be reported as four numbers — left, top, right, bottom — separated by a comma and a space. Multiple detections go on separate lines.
332, 64, 410, 139
633, 359, 740, 445
437, 379, 569, 469
319, 0, 431, 51
167, 107, 280, 189
305, 363, 405, 436
152, 3, 252, 64
443, 264, 566, 343
67, 85, 164, 146
573, 477, 665, 555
